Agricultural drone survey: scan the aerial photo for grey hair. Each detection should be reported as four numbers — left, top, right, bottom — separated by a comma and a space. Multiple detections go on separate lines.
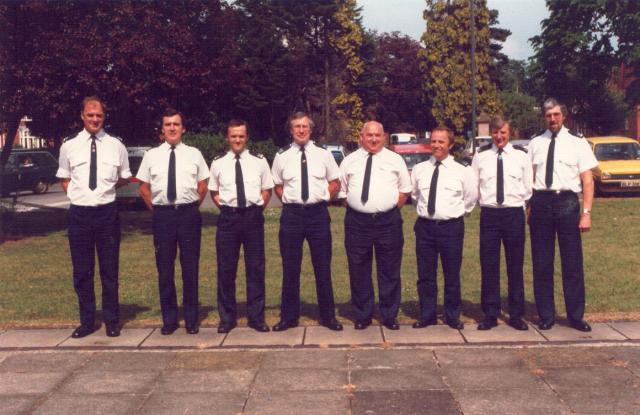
288, 112, 315, 130
542, 98, 567, 117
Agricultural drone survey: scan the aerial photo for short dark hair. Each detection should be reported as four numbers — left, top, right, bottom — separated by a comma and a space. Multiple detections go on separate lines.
431, 126, 454, 145
227, 119, 249, 136
288, 111, 314, 130
542, 97, 568, 117
81, 96, 106, 113
161, 108, 185, 126
489, 115, 511, 132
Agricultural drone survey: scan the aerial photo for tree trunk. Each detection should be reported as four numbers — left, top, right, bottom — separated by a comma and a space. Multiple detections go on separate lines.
0, 115, 22, 243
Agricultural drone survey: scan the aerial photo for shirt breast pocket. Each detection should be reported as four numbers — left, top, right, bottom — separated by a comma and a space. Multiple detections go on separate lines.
181, 163, 198, 182
99, 158, 120, 181
443, 179, 462, 196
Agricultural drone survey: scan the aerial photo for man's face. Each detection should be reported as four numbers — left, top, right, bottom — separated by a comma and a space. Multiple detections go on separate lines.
227, 125, 248, 154
544, 105, 565, 133
359, 122, 386, 154
290, 117, 312, 146
161, 114, 185, 146
491, 123, 510, 149
431, 130, 451, 161
81, 101, 105, 135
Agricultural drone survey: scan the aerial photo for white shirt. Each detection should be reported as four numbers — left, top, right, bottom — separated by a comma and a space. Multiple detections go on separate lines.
271, 141, 340, 204
529, 126, 598, 193
411, 155, 478, 220
136, 142, 209, 205
208, 149, 274, 207
471, 142, 533, 208
57, 129, 131, 206
339, 147, 412, 213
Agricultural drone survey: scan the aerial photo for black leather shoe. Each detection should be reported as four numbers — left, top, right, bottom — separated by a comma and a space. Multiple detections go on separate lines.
354, 319, 371, 330
477, 318, 498, 331
446, 319, 464, 330
248, 320, 270, 332
538, 321, 554, 330
320, 318, 343, 331
508, 318, 529, 331
161, 324, 179, 335
217, 321, 237, 334
106, 324, 120, 337
383, 318, 400, 330
569, 319, 592, 332
186, 326, 199, 335
71, 325, 95, 339
412, 318, 437, 329
272, 320, 298, 332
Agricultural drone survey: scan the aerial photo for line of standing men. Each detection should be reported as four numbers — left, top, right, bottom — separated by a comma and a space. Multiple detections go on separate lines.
58, 96, 596, 338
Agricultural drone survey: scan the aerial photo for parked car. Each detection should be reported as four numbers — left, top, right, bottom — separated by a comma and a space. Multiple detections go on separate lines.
322, 142, 348, 166
461, 136, 492, 162
389, 143, 432, 174
587, 136, 640, 195
0, 149, 59, 196
116, 146, 151, 207
390, 133, 417, 145
509, 139, 531, 151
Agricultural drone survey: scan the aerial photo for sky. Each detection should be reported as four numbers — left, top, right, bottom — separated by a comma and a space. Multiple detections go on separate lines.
357, 0, 550, 61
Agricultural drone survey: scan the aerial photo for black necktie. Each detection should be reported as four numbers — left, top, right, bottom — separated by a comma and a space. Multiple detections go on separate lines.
497, 148, 504, 205
361, 152, 373, 204
545, 132, 557, 188
167, 145, 176, 202
427, 161, 441, 216
89, 135, 97, 190
300, 146, 309, 202
235, 154, 246, 208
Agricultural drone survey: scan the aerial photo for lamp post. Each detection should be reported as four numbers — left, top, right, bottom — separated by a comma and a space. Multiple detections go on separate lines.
469, 0, 477, 152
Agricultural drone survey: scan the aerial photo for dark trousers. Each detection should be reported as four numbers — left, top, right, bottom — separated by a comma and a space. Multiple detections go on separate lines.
68, 202, 120, 328
345, 207, 403, 322
152, 203, 201, 328
415, 216, 464, 323
278, 203, 336, 322
529, 191, 585, 323
479, 207, 526, 320
216, 205, 266, 324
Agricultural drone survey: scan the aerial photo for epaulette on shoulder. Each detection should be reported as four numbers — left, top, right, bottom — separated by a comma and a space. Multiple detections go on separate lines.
568, 129, 584, 138
513, 144, 528, 153
277, 144, 292, 154
454, 158, 470, 167
478, 144, 492, 153
249, 149, 264, 159
113, 135, 123, 142
62, 135, 74, 143
213, 152, 226, 161
531, 129, 546, 139
313, 142, 325, 149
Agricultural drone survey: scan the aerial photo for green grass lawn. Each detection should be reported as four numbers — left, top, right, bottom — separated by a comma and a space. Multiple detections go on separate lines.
1, 197, 639, 327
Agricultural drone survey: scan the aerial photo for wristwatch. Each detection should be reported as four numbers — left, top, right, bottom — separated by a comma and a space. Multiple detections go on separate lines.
582, 208, 591, 215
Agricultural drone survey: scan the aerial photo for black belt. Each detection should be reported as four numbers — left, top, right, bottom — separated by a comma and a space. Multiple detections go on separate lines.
220, 204, 261, 214
347, 206, 397, 219
418, 216, 463, 225
283, 202, 327, 210
153, 201, 199, 210
533, 189, 576, 196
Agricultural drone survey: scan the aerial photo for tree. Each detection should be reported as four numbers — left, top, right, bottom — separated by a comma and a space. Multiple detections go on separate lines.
419, 0, 505, 137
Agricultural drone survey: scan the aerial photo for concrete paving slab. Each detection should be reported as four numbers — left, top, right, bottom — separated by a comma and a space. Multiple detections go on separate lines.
463, 323, 546, 343
0, 329, 69, 348
156, 370, 255, 393
57, 370, 158, 394
261, 349, 347, 369
58, 328, 152, 348
453, 387, 571, 415
553, 386, 640, 414
351, 390, 461, 415
0, 351, 91, 372
81, 351, 176, 372
244, 391, 348, 415
141, 328, 224, 348
541, 366, 639, 389
350, 349, 438, 369
608, 347, 640, 372
169, 351, 262, 371
0, 372, 68, 395
253, 368, 348, 392
609, 321, 640, 340
382, 325, 465, 344
538, 323, 627, 342
0, 396, 41, 415
435, 348, 528, 368
350, 367, 447, 391
304, 325, 383, 346
137, 392, 246, 415
222, 327, 304, 347
31, 394, 144, 415
520, 346, 617, 368
442, 367, 547, 390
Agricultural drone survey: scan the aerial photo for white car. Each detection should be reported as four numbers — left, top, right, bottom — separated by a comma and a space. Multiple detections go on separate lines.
461, 136, 492, 162
116, 146, 151, 208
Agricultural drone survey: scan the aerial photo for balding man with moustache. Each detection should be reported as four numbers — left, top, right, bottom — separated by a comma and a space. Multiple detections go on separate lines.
338, 121, 412, 330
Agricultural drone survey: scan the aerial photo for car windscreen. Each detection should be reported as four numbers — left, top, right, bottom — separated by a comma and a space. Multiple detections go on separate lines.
594, 142, 640, 161
401, 153, 431, 169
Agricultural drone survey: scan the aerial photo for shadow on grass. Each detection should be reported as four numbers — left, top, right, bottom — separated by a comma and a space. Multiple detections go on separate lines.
1, 207, 68, 241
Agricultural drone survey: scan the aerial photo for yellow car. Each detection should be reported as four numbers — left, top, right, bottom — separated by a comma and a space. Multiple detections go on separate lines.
587, 136, 640, 195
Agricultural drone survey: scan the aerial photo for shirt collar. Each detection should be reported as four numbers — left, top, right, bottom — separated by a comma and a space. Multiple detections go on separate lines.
432, 155, 452, 167
82, 129, 106, 141
492, 142, 512, 154
161, 141, 183, 151
228, 149, 248, 159
292, 140, 313, 151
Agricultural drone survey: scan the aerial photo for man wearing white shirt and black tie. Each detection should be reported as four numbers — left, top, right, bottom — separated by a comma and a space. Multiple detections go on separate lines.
471, 116, 532, 331
339, 121, 412, 331
137, 109, 209, 335
411, 126, 477, 330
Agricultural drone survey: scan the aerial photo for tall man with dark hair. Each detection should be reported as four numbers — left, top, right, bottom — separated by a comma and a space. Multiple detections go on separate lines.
209, 119, 274, 333
137, 109, 209, 335
529, 98, 597, 332
472, 116, 532, 331
57, 96, 131, 338
271, 112, 342, 332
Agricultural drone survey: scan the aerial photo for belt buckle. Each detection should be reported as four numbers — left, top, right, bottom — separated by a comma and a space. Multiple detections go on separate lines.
553, 190, 561, 195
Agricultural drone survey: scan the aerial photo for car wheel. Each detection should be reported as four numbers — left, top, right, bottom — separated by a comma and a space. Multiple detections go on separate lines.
32, 179, 49, 194
594, 180, 605, 197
